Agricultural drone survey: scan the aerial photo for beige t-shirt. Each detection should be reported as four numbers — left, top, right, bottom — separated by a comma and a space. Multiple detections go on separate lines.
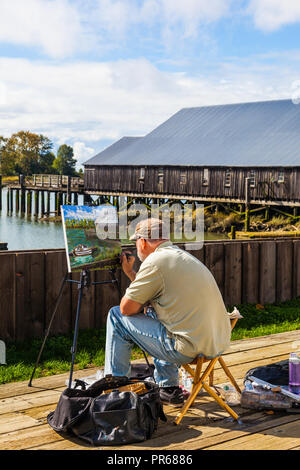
125, 241, 231, 358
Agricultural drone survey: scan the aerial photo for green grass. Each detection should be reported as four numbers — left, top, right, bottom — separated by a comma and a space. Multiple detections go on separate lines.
1, 298, 299, 385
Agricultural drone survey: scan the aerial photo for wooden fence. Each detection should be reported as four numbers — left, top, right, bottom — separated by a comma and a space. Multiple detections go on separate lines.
0, 239, 300, 342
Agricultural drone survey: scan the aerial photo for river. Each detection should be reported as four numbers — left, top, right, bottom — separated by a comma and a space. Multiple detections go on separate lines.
0, 188, 228, 251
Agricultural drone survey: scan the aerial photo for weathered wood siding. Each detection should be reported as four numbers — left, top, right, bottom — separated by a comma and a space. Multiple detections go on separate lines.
84, 165, 300, 202
0, 239, 299, 342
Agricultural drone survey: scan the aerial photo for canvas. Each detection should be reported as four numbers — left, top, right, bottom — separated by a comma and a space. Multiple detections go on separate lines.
61, 205, 122, 273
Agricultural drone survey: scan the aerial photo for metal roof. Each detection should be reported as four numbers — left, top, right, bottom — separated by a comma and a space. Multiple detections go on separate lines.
84, 136, 142, 166
84, 100, 300, 167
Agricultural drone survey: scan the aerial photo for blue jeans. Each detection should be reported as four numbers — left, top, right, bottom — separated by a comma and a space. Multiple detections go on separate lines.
104, 306, 194, 387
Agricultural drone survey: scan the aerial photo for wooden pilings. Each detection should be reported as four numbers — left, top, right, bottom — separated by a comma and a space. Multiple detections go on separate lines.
34, 190, 39, 217
27, 191, 32, 216
46, 192, 50, 215
15, 189, 19, 212
41, 191, 45, 217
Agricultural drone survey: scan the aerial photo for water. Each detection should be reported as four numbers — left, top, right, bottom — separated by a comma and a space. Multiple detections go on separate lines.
0, 188, 75, 251
0, 188, 228, 251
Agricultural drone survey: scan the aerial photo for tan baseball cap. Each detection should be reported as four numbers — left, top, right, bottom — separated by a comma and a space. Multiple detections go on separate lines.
129, 218, 169, 240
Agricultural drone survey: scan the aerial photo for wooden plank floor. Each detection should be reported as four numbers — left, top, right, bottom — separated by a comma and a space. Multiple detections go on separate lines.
0, 330, 299, 451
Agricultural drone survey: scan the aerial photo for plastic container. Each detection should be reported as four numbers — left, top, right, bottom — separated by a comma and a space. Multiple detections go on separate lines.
180, 368, 193, 392
221, 385, 241, 406
289, 352, 300, 395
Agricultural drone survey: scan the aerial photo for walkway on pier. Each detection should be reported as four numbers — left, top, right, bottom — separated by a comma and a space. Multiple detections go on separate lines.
0, 330, 299, 450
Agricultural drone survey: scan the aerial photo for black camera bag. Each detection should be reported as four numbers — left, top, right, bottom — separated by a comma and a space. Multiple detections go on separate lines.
47, 375, 166, 446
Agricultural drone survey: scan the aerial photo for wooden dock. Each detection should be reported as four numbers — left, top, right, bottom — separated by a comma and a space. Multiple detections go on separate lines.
0, 330, 299, 451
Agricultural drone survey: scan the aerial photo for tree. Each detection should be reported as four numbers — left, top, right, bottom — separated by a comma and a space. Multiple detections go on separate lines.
53, 144, 77, 176
0, 131, 54, 175
0, 135, 17, 175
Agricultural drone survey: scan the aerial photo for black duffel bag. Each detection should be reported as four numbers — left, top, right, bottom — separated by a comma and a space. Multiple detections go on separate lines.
47, 375, 166, 446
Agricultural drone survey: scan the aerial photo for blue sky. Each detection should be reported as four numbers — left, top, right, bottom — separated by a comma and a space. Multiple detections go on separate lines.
1, 0, 300, 168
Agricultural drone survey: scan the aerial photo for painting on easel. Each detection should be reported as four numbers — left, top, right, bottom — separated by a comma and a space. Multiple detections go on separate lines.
61, 205, 122, 273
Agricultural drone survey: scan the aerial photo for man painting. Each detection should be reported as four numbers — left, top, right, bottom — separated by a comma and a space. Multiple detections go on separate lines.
104, 218, 231, 404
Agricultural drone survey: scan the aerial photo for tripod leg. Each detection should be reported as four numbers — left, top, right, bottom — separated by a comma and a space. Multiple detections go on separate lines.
28, 272, 68, 386
68, 281, 84, 388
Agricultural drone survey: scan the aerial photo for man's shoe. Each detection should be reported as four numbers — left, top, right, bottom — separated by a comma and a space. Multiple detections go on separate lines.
159, 386, 185, 405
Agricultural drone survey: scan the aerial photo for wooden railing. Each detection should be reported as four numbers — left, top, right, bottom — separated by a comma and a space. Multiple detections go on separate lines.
23, 174, 84, 189
0, 239, 299, 342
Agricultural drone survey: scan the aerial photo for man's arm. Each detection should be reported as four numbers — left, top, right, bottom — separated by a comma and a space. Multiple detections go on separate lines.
120, 296, 143, 316
119, 252, 163, 316
119, 252, 141, 315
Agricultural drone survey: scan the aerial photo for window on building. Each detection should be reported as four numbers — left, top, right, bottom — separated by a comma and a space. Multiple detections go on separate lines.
249, 170, 256, 188
139, 167, 145, 180
278, 171, 285, 183
225, 170, 231, 187
180, 170, 187, 185
158, 167, 164, 185
202, 168, 209, 186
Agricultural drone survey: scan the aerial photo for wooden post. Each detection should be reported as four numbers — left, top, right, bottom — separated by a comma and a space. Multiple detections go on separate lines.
57, 192, 62, 215
20, 174, 26, 214
46, 191, 50, 215
15, 189, 20, 213
245, 177, 251, 232
27, 191, 32, 216
41, 191, 45, 217
34, 190, 39, 217
9, 188, 13, 213
67, 176, 71, 204
293, 207, 298, 218
84, 193, 91, 205
54, 191, 57, 213
230, 224, 236, 239
264, 206, 270, 221
6, 188, 9, 213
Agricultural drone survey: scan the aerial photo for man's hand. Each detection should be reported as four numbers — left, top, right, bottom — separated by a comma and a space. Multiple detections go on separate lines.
120, 252, 136, 281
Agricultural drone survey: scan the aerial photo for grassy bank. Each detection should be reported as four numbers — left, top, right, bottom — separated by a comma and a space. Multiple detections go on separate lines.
1, 297, 299, 385
204, 210, 300, 235
1, 176, 19, 186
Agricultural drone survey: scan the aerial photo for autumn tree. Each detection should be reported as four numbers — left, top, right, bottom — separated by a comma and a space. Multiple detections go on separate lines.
0, 131, 55, 175
0, 136, 13, 175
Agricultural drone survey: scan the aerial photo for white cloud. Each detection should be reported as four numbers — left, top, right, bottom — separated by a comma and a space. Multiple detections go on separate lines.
0, 55, 297, 154
248, 0, 300, 31
0, 0, 83, 58
160, 0, 231, 37
73, 142, 95, 169
0, 0, 230, 59
0, 81, 7, 106
90, 0, 231, 46
1, 0, 300, 60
